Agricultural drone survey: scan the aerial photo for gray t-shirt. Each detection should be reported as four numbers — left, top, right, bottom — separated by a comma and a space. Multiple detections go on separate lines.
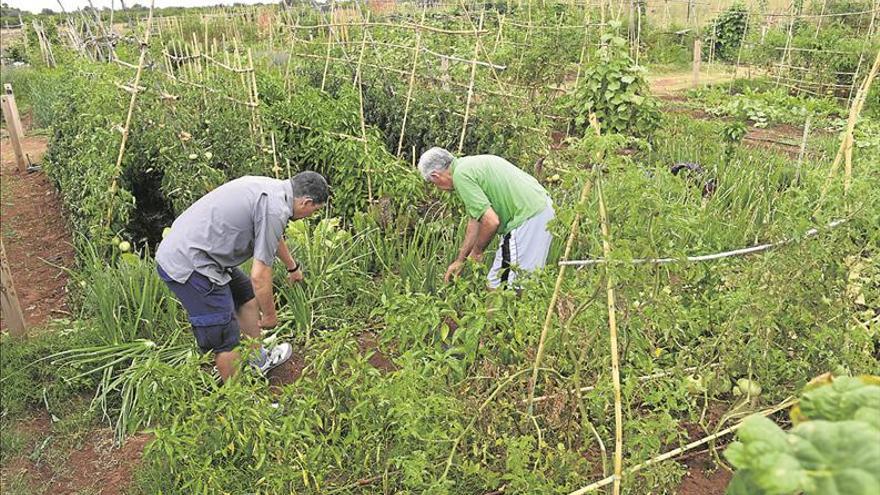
157, 176, 294, 285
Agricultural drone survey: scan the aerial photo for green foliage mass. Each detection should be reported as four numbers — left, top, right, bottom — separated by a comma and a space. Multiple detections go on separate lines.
705, 3, 748, 62
568, 34, 660, 138
725, 376, 880, 495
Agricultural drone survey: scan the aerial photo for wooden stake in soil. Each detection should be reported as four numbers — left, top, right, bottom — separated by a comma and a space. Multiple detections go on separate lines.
104, 0, 155, 230
397, 9, 427, 157
815, 47, 880, 212
248, 48, 265, 147
0, 239, 27, 338
525, 117, 600, 414
354, 14, 374, 204
1, 84, 26, 171
692, 38, 702, 88
796, 114, 811, 182
458, 12, 485, 154
596, 176, 624, 495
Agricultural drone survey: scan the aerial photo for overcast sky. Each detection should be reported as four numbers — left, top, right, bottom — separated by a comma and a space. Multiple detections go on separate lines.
8, 0, 272, 14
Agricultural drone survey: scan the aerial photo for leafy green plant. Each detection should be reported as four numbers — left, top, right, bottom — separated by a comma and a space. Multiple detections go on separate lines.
568, 33, 660, 138
725, 375, 880, 495
705, 3, 748, 61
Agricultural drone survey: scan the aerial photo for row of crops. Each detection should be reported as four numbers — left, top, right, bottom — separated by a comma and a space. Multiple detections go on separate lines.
1, 0, 878, 493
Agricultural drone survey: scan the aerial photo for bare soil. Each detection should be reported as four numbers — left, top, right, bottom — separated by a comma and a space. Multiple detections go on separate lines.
679, 452, 733, 495
267, 350, 307, 389
357, 332, 398, 373
0, 135, 75, 331
1, 412, 150, 495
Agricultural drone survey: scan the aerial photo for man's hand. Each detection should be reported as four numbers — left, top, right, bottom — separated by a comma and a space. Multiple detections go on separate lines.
444, 260, 465, 283
259, 312, 278, 329
287, 269, 304, 284
470, 251, 484, 263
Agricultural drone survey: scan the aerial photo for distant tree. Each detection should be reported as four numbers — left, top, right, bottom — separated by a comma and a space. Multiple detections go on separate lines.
40, 8, 55, 14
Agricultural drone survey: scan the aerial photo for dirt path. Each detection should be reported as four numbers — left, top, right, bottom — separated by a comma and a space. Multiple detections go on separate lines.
0, 134, 75, 330
648, 66, 736, 96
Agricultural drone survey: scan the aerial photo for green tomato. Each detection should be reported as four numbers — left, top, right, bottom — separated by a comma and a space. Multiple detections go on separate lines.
118, 241, 131, 253
733, 378, 762, 397
684, 374, 706, 395
162, 227, 172, 239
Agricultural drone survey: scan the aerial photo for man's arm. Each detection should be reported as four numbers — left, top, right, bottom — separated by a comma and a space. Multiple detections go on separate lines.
250, 259, 277, 328
276, 237, 304, 284
276, 237, 297, 270
455, 219, 480, 262
469, 208, 500, 260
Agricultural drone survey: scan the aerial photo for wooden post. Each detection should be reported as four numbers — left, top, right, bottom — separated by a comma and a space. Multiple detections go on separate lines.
1, 84, 26, 172
0, 239, 27, 338
692, 38, 702, 88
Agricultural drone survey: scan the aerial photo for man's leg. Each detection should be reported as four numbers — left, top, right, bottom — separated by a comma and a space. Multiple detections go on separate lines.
237, 299, 261, 338
228, 267, 292, 372
487, 233, 512, 290
157, 266, 242, 381
215, 350, 239, 381
509, 202, 555, 283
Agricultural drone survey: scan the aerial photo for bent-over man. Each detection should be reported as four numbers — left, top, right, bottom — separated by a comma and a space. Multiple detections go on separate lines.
156, 171, 329, 380
418, 147, 554, 289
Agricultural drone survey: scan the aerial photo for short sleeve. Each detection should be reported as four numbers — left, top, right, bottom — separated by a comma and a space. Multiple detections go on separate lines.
253, 194, 286, 266
454, 173, 491, 220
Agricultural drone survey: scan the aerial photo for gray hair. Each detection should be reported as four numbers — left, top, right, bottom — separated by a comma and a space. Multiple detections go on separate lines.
417, 147, 454, 180
290, 171, 329, 204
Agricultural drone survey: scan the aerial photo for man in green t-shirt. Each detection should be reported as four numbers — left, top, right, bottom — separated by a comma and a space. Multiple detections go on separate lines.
417, 147, 554, 289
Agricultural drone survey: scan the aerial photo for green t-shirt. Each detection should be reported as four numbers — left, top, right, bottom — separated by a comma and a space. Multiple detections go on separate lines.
452, 155, 549, 235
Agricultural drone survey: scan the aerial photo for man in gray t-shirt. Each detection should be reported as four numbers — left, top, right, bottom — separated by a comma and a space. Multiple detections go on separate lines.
157, 171, 329, 381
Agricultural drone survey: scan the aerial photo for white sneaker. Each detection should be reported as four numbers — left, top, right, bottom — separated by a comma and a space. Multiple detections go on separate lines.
257, 342, 293, 374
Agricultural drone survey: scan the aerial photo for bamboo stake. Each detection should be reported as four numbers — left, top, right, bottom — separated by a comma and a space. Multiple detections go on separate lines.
397, 9, 427, 157
321, 0, 337, 92
775, 2, 797, 89
248, 48, 265, 146
596, 174, 623, 495
525, 116, 598, 415
354, 14, 373, 204
104, 0, 155, 231
567, 397, 798, 494
814, 48, 880, 212
796, 114, 811, 183
270, 132, 281, 178
458, 12, 485, 154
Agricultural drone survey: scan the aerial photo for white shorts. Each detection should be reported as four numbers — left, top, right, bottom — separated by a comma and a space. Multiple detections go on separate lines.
488, 201, 555, 289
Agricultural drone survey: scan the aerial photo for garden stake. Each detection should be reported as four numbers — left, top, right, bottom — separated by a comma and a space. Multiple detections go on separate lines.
814, 48, 880, 214
596, 176, 623, 495
321, 0, 337, 92
796, 114, 811, 183
105, 0, 155, 231
525, 116, 599, 415
457, 12, 485, 154
354, 13, 374, 204
397, 8, 427, 157
248, 48, 265, 146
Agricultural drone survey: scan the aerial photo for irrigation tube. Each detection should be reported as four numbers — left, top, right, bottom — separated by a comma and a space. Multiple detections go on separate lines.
560, 219, 847, 267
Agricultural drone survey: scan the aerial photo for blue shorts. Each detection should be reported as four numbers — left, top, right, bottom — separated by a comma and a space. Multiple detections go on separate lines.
157, 265, 256, 354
